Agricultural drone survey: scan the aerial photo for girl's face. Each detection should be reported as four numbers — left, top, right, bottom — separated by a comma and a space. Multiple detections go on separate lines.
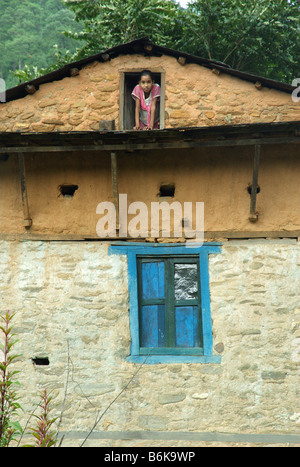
139, 75, 153, 94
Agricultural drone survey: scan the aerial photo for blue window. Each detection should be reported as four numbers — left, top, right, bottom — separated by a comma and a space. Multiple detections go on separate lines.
109, 243, 221, 364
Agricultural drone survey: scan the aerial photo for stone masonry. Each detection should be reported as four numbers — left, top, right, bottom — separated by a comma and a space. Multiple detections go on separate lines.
0, 239, 299, 446
1, 54, 299, 132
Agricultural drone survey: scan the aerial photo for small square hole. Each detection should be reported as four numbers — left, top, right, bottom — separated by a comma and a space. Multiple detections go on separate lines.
59, 184, 78, 197
159, 184, 175, 197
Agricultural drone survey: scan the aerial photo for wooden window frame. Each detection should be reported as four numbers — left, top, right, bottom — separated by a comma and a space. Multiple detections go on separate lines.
137, 256, 203, 355
119, 70, 165, 131
109, 243, 222, 364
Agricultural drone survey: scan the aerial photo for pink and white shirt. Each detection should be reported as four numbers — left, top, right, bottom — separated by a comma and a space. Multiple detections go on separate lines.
131, 83, 161, 127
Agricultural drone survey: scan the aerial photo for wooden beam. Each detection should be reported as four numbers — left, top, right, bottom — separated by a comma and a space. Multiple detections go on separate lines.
177, 56, 186, 66
0, 231, 300, 242
110, 152, 119, 229
118, 72, 125, 131
25, 84, 37, 95
70, 68, 80, 77
18, 153, 32, 228
144, 44, 153, 53
159, 71, 166, 130
101, 53, 110, 62
0, 137, 299, 154
249, 144, 261, 222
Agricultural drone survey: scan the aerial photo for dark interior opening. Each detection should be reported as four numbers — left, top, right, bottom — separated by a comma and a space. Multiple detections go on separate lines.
123, 72, 161, 130
59, 184, 78, 197
159, 183, 175, 197
0, 153, 9, 162
247, 185, 261, 195
32, 357, 50, 366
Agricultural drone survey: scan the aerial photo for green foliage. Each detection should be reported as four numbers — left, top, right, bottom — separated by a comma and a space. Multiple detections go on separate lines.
0, 0, 82, 88
179, 0, 300, 82
64, 0, 300, 82
63, 0, 184, 58
23, 389, 58, 447
0, 310, 23, 447
3, 0, 300, 86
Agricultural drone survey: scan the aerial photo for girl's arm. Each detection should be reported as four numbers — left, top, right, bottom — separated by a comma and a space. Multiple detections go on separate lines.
133, 98, 141, 130
148, 97, 158, 130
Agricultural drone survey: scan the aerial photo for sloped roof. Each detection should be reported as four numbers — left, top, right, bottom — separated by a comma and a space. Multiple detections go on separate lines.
3, 37, 296, 103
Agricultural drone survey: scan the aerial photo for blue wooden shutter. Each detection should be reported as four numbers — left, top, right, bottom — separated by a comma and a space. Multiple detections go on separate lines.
139, 260, 166, 348
175, 306, 201, 347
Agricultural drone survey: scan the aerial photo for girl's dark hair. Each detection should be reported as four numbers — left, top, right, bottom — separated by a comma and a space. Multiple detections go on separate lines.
140, 69, 154, 80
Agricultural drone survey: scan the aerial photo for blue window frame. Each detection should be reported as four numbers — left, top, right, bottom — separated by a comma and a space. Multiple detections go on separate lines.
109, 242, 221, 364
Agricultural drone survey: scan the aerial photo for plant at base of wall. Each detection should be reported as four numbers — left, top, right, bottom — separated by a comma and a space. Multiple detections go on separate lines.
23, 389, 58, 448
0, 310, 23, 447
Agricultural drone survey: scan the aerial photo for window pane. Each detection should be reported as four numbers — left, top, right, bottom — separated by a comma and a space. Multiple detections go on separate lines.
141, 261, 165, 300
175, 306, 200, 347
174, 263, 198, 300
140, 305, 166, 347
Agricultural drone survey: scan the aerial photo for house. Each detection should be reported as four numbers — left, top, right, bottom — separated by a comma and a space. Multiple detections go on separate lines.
0, 37, 300, 447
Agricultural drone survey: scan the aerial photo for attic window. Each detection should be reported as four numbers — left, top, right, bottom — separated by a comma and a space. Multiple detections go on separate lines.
120, 71, 165, 130
159, 183, 175, 197
59, 184, 78, 197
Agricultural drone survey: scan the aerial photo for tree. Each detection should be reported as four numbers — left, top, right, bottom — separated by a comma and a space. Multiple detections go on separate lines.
179, 0, 300, 82
63, 0, 184, 59
7, 0, 300, 85
0, 0, 82, 88
63, 0, 300, 82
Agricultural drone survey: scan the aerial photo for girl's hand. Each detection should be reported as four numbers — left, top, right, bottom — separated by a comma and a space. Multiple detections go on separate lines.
144, 125, 153, 130
133, 125, 140, 131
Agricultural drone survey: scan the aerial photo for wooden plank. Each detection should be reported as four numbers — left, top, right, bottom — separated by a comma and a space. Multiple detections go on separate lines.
140, 304, 165, 347
0, 136, 298, 154
159, 72, 166, 130
118, 72, 125, 131
140, 261, 165, 300
110, 152, 119, 228
249, 144, 261, 222
165, 258, 175, 348
175, 306, 200, 347
0, 231, 300, 242
18, 153, 32, 228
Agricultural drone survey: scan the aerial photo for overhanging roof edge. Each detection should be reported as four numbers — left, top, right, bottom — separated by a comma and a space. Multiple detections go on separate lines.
2, 37, 296, 103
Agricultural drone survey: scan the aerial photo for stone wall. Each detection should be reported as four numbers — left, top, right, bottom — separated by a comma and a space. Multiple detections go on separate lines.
1, 239, 299, 446
1, 54, 299, 132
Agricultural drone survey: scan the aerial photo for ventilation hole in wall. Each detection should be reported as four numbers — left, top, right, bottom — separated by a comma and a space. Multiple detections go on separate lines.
247, 185, 260, 195
0, 153, 9, 162
59, 184, 78, 197
159, 184, 175, 197
32, 357, 50, 366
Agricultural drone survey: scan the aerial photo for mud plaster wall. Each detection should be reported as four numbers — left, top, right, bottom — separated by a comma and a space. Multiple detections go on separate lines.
1, 239, 299, 447
0, 144, 300, 236
0, 54, 300, 132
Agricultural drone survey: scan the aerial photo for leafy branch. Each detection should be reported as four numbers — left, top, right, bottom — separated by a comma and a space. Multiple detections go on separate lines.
0, 310, 23, 447
23, 389, 58, 447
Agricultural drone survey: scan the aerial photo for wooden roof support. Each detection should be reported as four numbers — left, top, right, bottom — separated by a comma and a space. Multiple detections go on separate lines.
101, 53, 110, 62
110, 152, 119, 230
25, 84, 37, 95
177, 56, 186, 66
18, 153, 32, 228
249, 144, 261, 222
